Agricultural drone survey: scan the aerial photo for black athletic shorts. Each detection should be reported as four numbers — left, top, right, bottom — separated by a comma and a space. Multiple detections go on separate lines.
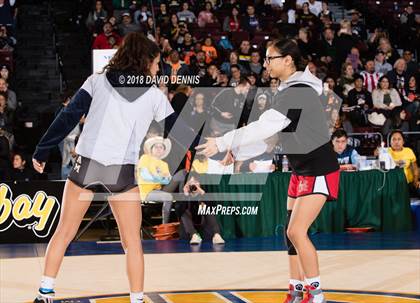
68, 155, 137, 194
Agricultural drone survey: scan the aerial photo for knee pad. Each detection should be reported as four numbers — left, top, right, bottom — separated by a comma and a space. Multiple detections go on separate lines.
284, 210, 297, 255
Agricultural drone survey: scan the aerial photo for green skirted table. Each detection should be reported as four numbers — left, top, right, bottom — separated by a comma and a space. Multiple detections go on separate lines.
199, 169, 413, 239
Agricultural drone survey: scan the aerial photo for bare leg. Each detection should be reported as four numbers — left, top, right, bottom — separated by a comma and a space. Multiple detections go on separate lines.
43, 180, 93, 277
108, 186, 144, 292
287, 194, 327, 278
286, 197, 305, 281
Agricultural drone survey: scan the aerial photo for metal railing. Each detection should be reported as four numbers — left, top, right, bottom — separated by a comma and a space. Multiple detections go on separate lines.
50, 1, 67, 94
348, 132, 384, 144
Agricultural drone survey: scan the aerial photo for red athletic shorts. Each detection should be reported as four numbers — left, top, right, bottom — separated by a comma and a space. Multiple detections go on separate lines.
287, 170, 340, 201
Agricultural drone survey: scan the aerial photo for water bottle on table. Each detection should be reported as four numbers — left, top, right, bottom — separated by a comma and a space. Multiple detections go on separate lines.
282, 155, 289, 172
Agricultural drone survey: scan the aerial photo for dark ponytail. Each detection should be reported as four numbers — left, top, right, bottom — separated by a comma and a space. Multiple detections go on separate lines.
271, 39, 306, 71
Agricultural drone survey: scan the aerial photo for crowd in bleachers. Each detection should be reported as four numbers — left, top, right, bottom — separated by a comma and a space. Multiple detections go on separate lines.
0, 0, 22, 181
84, 0, 419, 160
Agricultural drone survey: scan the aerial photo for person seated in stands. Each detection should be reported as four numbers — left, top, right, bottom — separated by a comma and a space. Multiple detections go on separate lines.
238, 40, 252, 69
134, 4, 151, 25
211, 77, 251, 133
360, 58, 382, 93
0, 65, 11, 87
11, 153, 34, 181
345, 74, 373, 127
324, 76, 343, 99
190, 92, 210, 127
220, 51, 244, 77
374, 51, 393, 75
376, 37, 400, 66
372, 75, 402, 118
247, 93, 270, 123
318, 1, 334, 21
403, 75, 420, 115
197, 1, 215, 28
223, 6, 241, 33
337, 62, 355, 98
201, 37, 218, 65
297, 2, 318, 28
402, 49, 417, 76
163, 49, 190, 78
0, 91, 12, 131
176, 1, 196, 24
92, 22, 121, 49
85, 0, 108, 34
382, 108, 409, 137
137, 136, 175, 224
387, 130, 420, 195
0, 76, 16, 111
345, 47, 363, 73
0, 25, 15, 51
199, 64, 220, 87
387, 58, 411, 97
331, 129, 360, 171
349, 8, 367, 40
118, 12, 141, 36
249, 50, 262, 75
243, 4, 262, 33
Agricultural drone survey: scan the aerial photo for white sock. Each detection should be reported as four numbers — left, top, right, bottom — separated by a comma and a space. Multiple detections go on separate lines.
40, 275, 55, 291
290, 279, 304, 292
130, 292, 144, 303
305, 276, 321, 289
305, 276, 324, 303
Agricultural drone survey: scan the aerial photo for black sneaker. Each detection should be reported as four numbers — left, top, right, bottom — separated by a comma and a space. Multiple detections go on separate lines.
33, 288, 55, 303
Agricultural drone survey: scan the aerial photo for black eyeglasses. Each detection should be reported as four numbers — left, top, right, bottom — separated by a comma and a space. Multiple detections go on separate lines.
264, 55, 286, 64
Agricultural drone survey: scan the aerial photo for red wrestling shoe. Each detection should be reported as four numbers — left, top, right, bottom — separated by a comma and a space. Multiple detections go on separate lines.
283, 284, 304, 303
301, 285, 326, 303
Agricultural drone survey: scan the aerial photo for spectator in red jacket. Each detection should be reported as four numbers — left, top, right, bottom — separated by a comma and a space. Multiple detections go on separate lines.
92, 22, 121, 49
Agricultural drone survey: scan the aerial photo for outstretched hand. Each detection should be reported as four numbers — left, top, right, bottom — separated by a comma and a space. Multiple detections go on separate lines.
219, 151, 234, 166
195, 137, 219, 158
32, 158, 46, 174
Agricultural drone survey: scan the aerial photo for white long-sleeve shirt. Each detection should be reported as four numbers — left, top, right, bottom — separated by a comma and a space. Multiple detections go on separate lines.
215, 66, 324, 158
216, 109, 291, 153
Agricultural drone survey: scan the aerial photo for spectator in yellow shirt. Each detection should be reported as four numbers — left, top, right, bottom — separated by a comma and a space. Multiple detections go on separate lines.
137, 136, 179, 224
387, 130, 420, 192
